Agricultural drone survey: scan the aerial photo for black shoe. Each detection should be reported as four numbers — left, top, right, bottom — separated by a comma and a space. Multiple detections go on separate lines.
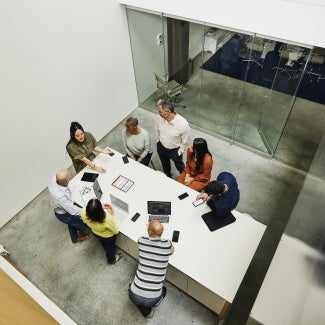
154, 286, 167, 307
144, 308, 154, 318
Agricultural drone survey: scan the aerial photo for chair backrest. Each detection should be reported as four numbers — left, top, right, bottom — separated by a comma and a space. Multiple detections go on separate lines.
154, 72, 183, 99
154, 73, 167, 88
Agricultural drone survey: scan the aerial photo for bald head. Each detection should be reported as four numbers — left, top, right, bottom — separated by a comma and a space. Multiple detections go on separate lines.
147, 220, 163, 237
56, 169, 71, 187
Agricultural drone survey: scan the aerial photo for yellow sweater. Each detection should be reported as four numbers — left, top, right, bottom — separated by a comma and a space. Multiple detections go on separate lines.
81, 208, 119, 238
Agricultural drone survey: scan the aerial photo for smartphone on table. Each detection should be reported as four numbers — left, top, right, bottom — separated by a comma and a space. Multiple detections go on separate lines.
172, 230, 180, 242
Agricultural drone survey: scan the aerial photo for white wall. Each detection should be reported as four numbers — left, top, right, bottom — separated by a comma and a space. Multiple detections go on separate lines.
119, 0, 325, 48
0, 1, 138, 227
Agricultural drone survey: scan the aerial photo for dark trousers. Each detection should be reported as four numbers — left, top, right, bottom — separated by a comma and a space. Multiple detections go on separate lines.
94, 234, 117, 264
157, 141, 184, 177
55, 212, 88, 243
129, 287, 162, 316
127, 151, 153, 166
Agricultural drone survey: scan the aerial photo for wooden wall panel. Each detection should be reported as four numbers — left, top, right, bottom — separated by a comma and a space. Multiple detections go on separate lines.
0, 268, 58, 324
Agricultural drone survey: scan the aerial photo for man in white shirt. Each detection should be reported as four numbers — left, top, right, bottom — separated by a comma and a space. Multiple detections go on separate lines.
48, 169, 89, 244
155, 99, 190, 177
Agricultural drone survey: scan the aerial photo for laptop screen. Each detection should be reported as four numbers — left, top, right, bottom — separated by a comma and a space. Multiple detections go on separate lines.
110, 194, 129, 213
93, 179, 103, 200
147, 201, 171, 215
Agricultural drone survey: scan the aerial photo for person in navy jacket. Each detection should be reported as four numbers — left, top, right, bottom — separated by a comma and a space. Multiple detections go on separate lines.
196, 172, 240, 218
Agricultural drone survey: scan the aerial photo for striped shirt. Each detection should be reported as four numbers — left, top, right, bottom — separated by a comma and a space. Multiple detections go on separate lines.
130, 236, 173, 299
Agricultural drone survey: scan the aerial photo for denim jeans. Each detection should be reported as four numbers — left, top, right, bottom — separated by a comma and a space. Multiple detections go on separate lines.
55, 212, 88, 243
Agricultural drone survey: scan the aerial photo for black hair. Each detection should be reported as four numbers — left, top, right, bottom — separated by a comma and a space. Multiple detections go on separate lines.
203, 181, 225, 196
191, 138, 212, 173
70, 121, 84, 139
86, 199, 105, 223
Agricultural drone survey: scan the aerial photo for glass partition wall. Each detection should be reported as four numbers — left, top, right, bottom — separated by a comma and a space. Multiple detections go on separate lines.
126, 10, 167, 104
127, 8, 324, 171
199, 27, 244, 141
257, 42, 312, 154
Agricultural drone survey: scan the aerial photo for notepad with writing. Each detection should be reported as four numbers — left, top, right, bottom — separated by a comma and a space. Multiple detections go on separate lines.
112, 175, 134, 192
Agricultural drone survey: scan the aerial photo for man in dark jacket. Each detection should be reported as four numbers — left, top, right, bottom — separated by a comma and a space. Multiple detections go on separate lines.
196, 172, 240, 218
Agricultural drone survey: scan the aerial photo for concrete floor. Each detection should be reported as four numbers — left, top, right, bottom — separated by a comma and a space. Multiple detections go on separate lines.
0, 107, 307, 324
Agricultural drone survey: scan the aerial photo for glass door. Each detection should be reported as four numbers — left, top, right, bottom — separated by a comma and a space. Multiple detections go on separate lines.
126, 9, 166, 110
198, 27, 245, 139
231, 33, 270, 152
258, 41, 312, 154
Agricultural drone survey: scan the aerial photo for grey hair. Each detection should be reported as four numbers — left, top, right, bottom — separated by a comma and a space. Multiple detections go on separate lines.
157, 98, 174, 112
126, 116, 138, 126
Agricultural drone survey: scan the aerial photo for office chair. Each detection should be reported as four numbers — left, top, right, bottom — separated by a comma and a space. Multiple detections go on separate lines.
154, 73, 186, 108
279, 44, 305, 67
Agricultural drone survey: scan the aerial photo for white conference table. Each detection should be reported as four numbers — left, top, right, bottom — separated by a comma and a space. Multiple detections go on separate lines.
69, 150, 266, 317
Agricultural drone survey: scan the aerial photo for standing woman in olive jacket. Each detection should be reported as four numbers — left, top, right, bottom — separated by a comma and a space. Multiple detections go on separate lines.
66, 121, 112, 173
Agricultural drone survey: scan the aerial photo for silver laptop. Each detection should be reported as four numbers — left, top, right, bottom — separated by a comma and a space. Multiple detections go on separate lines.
110, 193, 129, 223
79, 178, 103, 206
147, 201, 171, 223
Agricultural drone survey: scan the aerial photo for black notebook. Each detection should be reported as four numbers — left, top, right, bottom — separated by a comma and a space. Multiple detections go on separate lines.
81, 172, 99, 182
201, 211, 236, 232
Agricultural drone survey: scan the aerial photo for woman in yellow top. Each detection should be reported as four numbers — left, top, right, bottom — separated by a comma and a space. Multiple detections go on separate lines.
81, 199, 122, 264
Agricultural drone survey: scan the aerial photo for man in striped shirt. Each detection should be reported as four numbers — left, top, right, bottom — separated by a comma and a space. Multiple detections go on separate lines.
129, 220, 174, 317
